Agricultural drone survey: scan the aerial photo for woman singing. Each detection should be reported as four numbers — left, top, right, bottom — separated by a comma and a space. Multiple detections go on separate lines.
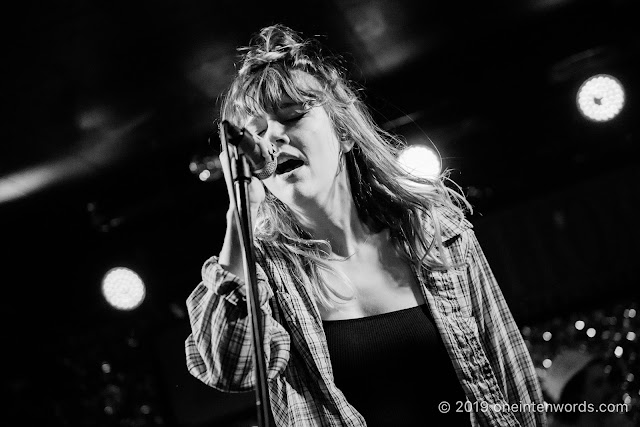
185, 24, 547, 426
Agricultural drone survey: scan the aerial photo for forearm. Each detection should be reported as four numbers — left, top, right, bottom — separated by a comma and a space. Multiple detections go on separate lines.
218, 210, 245, 282
218, 208, 259, 283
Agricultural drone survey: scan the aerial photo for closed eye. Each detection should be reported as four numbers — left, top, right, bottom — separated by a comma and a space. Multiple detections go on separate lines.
255, 114, 305, 136
283, 113, 305, 123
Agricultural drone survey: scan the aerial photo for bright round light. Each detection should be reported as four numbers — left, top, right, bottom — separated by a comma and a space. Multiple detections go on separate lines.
576, 74, 625, 122
586, 328, 596, 338
101, 267, 146, 310
397, 145, 441, 179
542, 331, 552, 341
614, 346, 624, 358
575, 320, 585, 330
542, 358, 552, 368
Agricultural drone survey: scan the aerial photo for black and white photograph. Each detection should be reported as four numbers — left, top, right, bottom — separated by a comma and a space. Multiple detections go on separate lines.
3, 1, 639, 426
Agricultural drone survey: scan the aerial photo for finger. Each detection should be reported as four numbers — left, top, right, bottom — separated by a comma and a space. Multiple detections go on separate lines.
252, 134, 277, 164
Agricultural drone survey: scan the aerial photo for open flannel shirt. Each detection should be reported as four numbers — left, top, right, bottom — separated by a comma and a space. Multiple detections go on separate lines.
185, 209, 547, 426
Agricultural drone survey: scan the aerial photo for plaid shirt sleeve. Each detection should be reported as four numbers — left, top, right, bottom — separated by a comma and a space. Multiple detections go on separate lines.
184, 256, 291, 393
467, 230, 548, 426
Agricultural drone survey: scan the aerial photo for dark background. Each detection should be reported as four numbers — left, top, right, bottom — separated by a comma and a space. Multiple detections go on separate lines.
2, 0, 639, 426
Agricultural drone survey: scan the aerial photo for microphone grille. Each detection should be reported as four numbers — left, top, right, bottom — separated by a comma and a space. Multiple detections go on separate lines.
254, 161, 277, 180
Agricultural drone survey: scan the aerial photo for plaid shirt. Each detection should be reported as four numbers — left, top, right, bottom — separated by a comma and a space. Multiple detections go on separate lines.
185, 209, 547, 426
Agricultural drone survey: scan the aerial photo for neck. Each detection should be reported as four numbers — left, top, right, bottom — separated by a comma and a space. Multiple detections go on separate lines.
289, 171, 370, 257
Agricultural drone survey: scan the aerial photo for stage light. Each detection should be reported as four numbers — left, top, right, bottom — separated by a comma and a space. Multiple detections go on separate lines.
190, 155, 222, 182
101, 267, 146, 310
575, 320, 585, 330
576, 74, 625, 122
397, 145, 441, 179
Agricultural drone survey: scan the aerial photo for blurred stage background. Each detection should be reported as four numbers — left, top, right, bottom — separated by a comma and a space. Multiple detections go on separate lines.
2, 0, 639, 426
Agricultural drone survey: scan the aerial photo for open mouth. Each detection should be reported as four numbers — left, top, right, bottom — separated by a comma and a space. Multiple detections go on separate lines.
276, 158, 304, 175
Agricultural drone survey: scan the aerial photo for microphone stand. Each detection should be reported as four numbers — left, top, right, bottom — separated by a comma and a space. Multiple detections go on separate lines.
220, 122, 272, 427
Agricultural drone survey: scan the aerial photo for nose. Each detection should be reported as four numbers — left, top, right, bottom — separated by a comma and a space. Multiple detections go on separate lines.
264, 120, 290, 146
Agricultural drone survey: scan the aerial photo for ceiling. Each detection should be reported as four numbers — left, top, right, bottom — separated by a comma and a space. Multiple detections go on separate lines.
2, 0, 639, 323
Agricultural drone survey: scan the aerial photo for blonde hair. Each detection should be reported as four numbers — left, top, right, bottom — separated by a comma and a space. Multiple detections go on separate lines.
220, 25, 471, 309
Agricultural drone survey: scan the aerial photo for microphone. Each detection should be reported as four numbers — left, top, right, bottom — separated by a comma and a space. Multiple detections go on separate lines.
222, 120, 277, 180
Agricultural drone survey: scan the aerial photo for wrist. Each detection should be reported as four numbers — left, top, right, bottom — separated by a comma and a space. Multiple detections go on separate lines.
226, 207, 259, 228
226, 208, 235, 222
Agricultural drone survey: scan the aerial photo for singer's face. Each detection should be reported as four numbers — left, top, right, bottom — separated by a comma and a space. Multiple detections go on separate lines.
244, 97, 347, 209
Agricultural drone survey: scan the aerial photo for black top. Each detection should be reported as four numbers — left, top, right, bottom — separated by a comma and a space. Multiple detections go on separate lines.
322, 304, 470, 426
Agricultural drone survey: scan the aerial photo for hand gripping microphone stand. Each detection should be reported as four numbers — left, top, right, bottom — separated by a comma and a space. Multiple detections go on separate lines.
220, 120, 272, 427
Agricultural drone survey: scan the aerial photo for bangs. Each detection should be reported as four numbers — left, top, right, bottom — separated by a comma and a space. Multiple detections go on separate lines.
227, 66, 325, 124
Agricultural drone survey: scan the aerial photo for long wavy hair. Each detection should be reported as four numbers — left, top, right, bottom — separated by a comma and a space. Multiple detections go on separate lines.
220, 25, 471, 309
